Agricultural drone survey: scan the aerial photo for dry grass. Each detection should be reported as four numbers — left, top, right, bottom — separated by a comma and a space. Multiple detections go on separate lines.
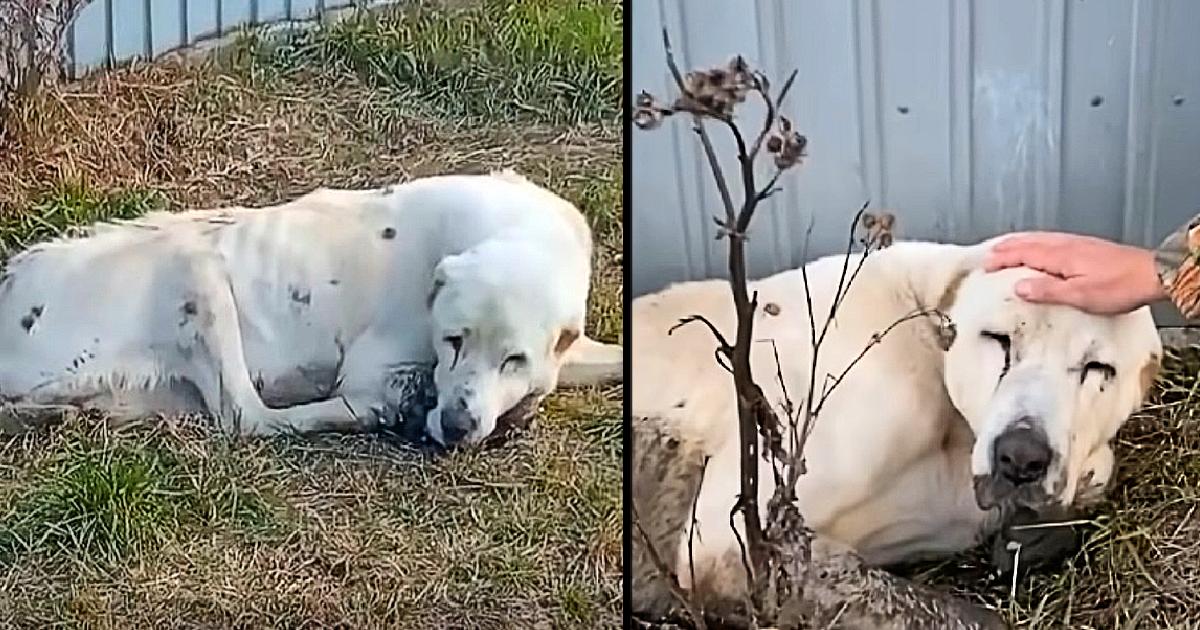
904, 346, 1200, 629
0, 1, 621, 628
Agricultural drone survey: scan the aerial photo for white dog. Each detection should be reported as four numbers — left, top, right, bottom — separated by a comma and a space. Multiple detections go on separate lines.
0, 170, 622, 445
632, 238, 1160, 608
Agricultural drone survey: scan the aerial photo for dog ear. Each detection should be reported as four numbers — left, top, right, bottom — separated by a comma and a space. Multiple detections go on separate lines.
428, 255, 462, 309
427, 277, 445, 309
929, 269, 969, 351
554, 327, 581, 356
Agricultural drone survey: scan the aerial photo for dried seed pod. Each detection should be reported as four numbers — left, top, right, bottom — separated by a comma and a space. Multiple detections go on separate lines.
632, 90, 669, 130
859, 211, 897, 249
723, 55, 755, 101
874, 212, 897, 248
773, 131, 808, 169
633, 108, 663, 130
683, 70, 710, 96
674, 56, 761, 117
767, 135, 783, 153
936, 319, 958, 351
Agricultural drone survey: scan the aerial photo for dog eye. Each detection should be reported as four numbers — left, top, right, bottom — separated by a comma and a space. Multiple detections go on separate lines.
1083, 361, 1116, 381
444, 335, 463, 353
981, 331, 1012, 379
501, 353, 527, 371
979, 328, 1008, 343
981, 331, 1011, 352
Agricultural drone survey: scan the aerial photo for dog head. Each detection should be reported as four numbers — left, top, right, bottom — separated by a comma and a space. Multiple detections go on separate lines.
934, 253, 1160, 512
423, 239, 587, 447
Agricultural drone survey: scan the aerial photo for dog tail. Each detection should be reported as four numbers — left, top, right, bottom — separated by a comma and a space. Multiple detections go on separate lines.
559, 335, 623, 388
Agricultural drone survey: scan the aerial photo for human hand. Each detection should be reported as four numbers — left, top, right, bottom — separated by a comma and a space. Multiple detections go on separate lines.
982, 232, 1166, 316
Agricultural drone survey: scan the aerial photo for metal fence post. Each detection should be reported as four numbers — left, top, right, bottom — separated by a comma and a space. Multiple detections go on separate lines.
103, 0, 114, 68
179, 0, 189, 49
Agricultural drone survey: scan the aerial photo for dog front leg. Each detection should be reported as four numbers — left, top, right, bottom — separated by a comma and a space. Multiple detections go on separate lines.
177, 254, 345, 435
989, 503, 1083, 576
180, 255, 438, 436
1071, 443, 1116, 508
258, 370, 436, 438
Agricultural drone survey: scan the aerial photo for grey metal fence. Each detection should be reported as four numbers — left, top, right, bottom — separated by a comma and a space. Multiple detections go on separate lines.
66, 0, 392, 77
631, 0, 1200, 325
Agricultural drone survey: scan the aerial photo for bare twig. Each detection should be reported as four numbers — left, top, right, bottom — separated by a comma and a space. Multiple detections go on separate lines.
687, 456, 711, 617
670, 315, 733, 353
820, 202, 873, 347
793, 204, 883, 477
670, 315, 735, 374
748, 70, 798, 162
693, 119, 738, 232
728, 503, 758, 629
0, 1, 91, 121
660, 29, 736, 230
754, 168, 785, 202
660, 29, 776, 598
760, 337, 796, 484
815, 308, 947, 416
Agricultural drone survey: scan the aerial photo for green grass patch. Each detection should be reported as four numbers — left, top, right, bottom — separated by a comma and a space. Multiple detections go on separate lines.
0, 444, 183, 564
232, 0, 622, 125
0, 183, 163, 256
0, 430, 277, 568
555, 582, 601, 626
559, 161, 623, 243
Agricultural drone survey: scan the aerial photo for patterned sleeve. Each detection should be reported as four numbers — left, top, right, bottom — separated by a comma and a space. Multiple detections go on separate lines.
1154, 213, 1200, 319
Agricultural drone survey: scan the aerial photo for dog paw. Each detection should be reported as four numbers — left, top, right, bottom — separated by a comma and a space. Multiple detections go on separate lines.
1074, 470, 1108, 507
356, 406, 388, 433
990, 506, 1081, 576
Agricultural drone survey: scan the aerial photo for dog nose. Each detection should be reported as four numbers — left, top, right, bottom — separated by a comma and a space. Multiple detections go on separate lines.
439, 401, 476, 445
993, 425, 1052, 486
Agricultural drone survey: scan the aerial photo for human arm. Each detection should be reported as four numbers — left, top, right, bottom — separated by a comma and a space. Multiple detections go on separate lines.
982, 214, 1200, 317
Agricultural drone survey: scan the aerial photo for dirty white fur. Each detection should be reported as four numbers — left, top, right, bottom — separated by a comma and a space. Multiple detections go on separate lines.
0, 170, 622, 441
631, 238, 1160, 599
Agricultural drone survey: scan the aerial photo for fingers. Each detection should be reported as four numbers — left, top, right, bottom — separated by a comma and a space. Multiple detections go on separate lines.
984, 233, 1077, 275
1014, 276, 1084, 307
990, 232, 1077, 252
984, 243, 1063, 274
983, 247, 1031, 272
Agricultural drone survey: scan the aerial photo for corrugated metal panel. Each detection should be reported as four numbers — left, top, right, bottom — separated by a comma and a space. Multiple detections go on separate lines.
66, 0, 362, 77
631, 0, 1200, 326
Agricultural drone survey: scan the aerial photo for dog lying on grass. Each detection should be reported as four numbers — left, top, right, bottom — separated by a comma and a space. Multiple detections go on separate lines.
631, 238, 1161, 614
0, 170, 622, 446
